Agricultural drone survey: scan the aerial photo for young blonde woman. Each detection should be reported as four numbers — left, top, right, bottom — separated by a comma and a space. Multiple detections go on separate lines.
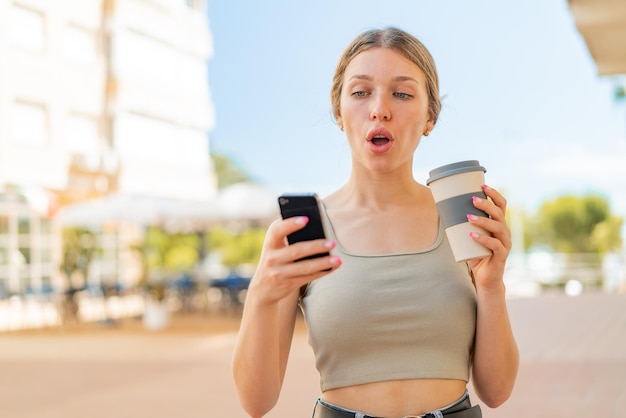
233, 26, 518, 418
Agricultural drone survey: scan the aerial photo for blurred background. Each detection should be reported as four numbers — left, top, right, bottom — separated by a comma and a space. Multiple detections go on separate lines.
0, 0, 624, 417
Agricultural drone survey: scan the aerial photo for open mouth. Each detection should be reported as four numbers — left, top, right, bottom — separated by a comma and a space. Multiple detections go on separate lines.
370, 135, 390, 146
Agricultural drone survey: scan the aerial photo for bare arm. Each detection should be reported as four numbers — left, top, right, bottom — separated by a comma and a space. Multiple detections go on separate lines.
232, 217, 341, 417
232, 288, 300, 417
471, 283, 519, 407
466, 185, 519, 408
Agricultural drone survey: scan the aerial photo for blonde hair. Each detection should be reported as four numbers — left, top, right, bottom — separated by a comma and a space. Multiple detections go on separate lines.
331, 27, 441, 125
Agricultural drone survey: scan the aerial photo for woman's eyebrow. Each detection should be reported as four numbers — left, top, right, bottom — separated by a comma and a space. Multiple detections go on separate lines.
393, 75, 420, 84
347, 74, 420, 84
348, 74, 373, 81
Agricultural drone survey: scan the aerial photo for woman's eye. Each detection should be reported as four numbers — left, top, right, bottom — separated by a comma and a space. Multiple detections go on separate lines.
351, 91, 368, 98
394, 92, 413, 99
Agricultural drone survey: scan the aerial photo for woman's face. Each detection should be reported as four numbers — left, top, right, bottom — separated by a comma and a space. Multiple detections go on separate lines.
337, 47, 434, 175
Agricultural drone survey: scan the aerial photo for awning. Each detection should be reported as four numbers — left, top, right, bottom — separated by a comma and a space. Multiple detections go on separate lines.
568, 0, 626, 75
54, 182, 279, 228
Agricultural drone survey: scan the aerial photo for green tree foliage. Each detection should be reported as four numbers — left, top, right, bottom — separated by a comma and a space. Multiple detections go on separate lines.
135, 227, 201, 300
206, 226, 266, 267
530, 194, 623, 254
60, 227, 98, 290
519, 212, 537, 252
211, 152, 251, 189
208, 152, 265, 266
138, 227, 200, 279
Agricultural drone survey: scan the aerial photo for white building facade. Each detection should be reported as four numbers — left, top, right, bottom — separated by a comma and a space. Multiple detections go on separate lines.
106, 0, 216, 199
0, 0, 216, 297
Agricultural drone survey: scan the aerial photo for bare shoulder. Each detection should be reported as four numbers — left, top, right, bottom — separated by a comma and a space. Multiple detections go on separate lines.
320, 189, 344, 209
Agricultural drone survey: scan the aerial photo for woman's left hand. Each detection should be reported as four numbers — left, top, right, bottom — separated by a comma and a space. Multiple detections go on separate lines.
466, 184, 511, 291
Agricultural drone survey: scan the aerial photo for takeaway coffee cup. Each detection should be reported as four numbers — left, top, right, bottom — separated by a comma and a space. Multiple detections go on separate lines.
427, 160, 492, 262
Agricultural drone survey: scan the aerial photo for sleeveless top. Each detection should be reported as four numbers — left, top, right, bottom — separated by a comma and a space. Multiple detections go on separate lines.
299, 205, 477, 391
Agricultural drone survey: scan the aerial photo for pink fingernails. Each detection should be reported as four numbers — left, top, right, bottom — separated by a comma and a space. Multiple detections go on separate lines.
330, 256, 342, 266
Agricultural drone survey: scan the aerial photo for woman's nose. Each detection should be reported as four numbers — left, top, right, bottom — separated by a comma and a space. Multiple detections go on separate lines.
370, 94, 391, 121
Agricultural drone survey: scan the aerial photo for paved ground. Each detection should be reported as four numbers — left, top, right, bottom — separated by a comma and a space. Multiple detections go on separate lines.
0, 292, 625, 418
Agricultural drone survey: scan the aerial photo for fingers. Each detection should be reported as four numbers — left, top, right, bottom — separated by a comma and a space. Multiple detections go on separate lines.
477, 184, 507, 220
251, 224, 341, 304
286, 252, 342, 279
266, 217, 338, 262
272, 238, 341, 274
469, 185, 511, 252
261, 217, 342, 280
265, 216, 309, 248
254, 241, 341, 303
469, 227, 509, 256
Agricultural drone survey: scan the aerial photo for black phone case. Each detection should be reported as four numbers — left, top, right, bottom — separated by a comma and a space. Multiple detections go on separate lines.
278, 193, 329, 260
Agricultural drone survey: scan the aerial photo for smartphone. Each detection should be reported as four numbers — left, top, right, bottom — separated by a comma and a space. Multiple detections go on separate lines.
278, 193, 329, 260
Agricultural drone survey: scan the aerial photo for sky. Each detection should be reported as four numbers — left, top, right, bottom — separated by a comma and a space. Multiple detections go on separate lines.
206, 0, 626, 216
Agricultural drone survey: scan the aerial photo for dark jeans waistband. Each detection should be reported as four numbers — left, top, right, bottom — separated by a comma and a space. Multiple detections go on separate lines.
312, 390, 482, 418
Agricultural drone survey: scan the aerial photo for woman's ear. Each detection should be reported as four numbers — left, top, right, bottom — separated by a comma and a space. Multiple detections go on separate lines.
423, 120, 435, 136
336, 115, 344, 131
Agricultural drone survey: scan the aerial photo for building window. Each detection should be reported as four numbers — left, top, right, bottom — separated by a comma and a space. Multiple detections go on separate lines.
116, 113, 208, 167
66, 113, 100, 154
40, 218, 51, 234
8, 5, 46, 52
11, 102, 49, 146
63, 25, 98, 67
17, 216, 30, 234
0, 203, 53, 297
115, 30, 208, 96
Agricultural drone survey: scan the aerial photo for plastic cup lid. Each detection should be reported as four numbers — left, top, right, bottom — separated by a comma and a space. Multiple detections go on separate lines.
426, 160, 486, 185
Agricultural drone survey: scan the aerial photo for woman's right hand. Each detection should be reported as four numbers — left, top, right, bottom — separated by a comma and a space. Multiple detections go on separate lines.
248, 216, 341, 305
233, 215, 340, 417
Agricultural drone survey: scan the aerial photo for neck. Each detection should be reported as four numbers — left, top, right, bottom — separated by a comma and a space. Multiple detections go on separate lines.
332, 170, 428, 211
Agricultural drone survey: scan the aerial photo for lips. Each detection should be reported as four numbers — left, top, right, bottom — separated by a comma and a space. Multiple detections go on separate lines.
367, 128, 393, 153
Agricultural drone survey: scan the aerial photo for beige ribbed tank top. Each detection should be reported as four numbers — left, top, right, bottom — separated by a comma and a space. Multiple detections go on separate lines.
299, 205, 477, 391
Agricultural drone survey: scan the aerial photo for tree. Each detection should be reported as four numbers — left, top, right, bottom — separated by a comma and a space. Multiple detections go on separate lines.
60, 227, 98, 291
206, 226, 266, 268
529, 194, 623, 254
211, 152, 251, 188
135, 226, 201, 300
208, 152, 265, 268
59, 227, 98, 322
